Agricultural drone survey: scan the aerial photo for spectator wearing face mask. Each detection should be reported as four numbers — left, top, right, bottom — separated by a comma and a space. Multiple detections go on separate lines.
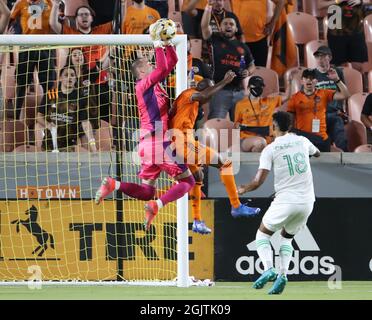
234, 75, 293, 152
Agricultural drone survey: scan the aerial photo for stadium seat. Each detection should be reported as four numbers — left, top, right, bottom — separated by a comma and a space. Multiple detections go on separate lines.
304, 40, 328, 68
348, 93, 368, 124
21, 71, 44, 129
56, 48, 69, 70
0, 120, 27, 152
362, 41, 372, 73
341, 67, 363, 96
78, 120, 113, 152
1, 64, 16, 100
169, 0, 176, 13
202, 118, 235, 152
96, 120, 114, 151
354, 144, 372, 153
368, 71, 372, 92
302, 0, 327, 18
190, 39, 202, 60
283, 66, 306, 93
250, 67, 279, 97
287, 12, 319, 45
364, 14, 372, 43
345, 120, 367, 152
168, 11, 182, 25
322, 16, 328, 40
13, 145, 38, 152
64, 0, 89, 17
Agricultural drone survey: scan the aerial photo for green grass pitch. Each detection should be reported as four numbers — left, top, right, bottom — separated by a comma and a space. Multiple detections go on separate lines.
0, 282, 371, 300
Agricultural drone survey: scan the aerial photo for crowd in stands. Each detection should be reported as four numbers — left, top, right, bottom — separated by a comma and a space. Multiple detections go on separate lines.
0, 0, 372, 153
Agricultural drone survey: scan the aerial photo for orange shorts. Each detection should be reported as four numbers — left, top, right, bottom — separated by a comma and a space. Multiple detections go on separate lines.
174, 136, 218, 174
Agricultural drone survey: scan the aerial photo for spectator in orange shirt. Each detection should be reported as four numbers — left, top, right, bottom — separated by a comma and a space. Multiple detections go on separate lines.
287, 69, 350, 152
6, 0, 56, 119
234, 75, 293, 152
230, 0, 285, 67
122, 0, 160, 35
50, 0, 126, 35
50, 1, 126, 65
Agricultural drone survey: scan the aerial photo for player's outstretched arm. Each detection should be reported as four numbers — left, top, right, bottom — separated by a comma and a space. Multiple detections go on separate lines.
164, 45, 178, 75
238, 169, 270, 195
139, 44, 169, 91
192, 70, 236, 105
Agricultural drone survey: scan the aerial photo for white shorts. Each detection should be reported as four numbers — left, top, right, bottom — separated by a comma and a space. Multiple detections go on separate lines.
262, 202, 314, 235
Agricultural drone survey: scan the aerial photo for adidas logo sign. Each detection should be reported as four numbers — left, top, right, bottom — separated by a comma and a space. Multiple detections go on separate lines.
236, 227, 336, 276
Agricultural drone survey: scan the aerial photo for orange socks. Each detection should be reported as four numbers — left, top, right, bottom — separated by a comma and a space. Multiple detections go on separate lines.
220, 161, 241, 209
190, 182, 202, 221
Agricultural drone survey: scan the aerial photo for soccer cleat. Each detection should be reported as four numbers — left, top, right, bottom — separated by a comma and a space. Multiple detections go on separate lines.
252, 267, 278, 289
144, 201, 159, 231
268, 274, 288, 295
192, 220, 212, 235
95, 177, 116, 204
231, 204, 261, 218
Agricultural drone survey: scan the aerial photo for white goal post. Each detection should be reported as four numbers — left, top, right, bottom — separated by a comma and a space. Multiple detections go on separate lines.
0, 34, 189, 287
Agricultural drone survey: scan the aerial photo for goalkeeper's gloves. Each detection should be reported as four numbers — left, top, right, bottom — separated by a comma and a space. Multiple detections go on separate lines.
162, 39, 175, 47
149, 22, 161, 41
153, 40, 164, 49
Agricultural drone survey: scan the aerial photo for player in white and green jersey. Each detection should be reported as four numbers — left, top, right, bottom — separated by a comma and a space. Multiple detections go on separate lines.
238, 111, 320, 294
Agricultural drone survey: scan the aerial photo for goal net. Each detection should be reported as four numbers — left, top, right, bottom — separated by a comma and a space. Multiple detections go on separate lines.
0, 35, 189, 286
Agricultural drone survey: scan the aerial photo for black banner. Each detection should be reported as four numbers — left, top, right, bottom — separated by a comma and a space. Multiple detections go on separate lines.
215, 198, 372, 281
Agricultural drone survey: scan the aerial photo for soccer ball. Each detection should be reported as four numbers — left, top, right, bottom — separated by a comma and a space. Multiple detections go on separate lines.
156, 18, 177, 41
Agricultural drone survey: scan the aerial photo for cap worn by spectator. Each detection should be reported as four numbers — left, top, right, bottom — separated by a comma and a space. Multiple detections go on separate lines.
313, 46, 332, 57
248, 76, 265, 87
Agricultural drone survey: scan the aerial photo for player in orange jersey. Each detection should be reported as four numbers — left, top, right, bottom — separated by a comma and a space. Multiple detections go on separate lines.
169, 70, 261, 234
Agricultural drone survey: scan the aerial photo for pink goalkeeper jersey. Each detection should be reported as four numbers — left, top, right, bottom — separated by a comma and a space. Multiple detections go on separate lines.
136, 46, 178, 139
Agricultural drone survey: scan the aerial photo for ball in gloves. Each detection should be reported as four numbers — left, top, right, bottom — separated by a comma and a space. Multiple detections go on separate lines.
156, 18, 177, 42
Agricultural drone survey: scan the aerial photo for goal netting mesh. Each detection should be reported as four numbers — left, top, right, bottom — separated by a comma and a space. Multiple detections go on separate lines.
0, 35, 189, 286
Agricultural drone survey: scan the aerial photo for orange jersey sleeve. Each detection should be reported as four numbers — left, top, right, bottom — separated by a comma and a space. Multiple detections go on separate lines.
234, 99, 244, 124
92, 22, 113, 34
10, 0, 23, 20
170, 88, 199, 132
62, 24, 79, 34
324, 89, 336, 103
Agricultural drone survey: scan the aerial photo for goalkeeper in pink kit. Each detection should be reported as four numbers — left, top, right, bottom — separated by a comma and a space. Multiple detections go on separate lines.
95, 24, 195, 231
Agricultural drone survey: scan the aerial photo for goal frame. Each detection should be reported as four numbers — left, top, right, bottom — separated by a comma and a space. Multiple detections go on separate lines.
0, 34, 189, 288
